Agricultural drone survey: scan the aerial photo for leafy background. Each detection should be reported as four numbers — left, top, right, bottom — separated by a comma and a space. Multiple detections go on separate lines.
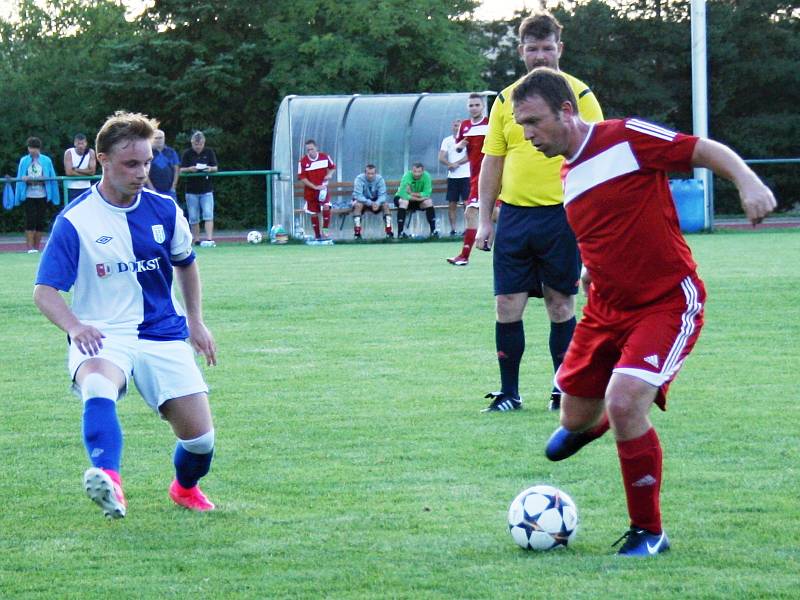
1, 0, 797, 231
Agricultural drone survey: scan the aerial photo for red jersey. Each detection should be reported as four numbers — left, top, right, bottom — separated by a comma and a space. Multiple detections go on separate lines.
456, 117, 489, 178
298, 152, 335, 201
561, 118, 700, 310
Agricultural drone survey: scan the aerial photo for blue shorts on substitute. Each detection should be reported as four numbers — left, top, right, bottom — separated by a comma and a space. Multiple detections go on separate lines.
493, 202, 580, 298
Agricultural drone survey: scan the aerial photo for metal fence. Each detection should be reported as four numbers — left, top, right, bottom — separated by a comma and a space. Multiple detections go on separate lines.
4, 170, 282, 231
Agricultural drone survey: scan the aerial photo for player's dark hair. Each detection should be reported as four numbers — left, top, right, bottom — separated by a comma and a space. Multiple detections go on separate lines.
26, 137, 42, 149
365, 164, 376, 171
305, 139, 317, 147
96, 111, 158, 155
512, 67, 578, 117
412, 162, 424, 169
519, 12, 563, 43
74, 133, 87, 142
468, 93, 484, 102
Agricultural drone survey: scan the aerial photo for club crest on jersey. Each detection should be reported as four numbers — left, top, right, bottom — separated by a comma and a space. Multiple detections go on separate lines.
151, 224, 166, 243
96, 263, 113, 278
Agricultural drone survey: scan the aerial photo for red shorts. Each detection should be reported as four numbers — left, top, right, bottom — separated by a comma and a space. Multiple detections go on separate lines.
556, 275, 705, 410
304, 197, 330, 214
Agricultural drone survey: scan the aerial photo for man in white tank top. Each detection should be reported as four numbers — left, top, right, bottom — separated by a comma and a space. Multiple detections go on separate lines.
64, 133, 97, 202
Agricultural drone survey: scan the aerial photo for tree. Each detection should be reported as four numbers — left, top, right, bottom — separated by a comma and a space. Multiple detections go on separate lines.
0, 0, 136, 231
95, 0, 488, 228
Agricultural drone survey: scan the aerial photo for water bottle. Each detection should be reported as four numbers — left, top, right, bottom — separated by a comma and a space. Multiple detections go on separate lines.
318, 183, 328, 202
294, 217, 305, 240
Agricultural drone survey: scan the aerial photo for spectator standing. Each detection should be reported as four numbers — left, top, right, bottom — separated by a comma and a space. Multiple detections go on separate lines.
64, 133, 97, 202
395, 163, 437, 239
475, 12, 603, 413
147, 129, 180, 199
33, 111, 218, 518
298, 139, 336, 241
447, 94, 490, 266
512, 67, 775, 556
438, 119, 470, 236
180, 131, 218, 247
15, 136, 60, 253
352, 164, 393, 239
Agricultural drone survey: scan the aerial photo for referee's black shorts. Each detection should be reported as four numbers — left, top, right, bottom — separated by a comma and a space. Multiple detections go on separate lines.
493, 202, 580, 298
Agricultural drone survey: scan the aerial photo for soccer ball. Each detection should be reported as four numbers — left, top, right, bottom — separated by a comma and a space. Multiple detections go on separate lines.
507, 485, 579, 551
246, 230, 263, 244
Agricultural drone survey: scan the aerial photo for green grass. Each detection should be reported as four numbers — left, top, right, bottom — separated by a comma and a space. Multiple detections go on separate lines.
1, 229, 798, 598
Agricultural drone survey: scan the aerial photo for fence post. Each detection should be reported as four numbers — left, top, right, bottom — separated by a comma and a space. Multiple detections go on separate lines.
265, 173, 273, 232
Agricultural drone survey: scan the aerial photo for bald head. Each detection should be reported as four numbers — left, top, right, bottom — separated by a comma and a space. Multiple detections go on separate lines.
152, 129, 166, 151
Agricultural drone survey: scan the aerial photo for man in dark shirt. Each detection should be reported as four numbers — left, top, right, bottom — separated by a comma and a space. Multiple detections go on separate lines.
180, 131, 218, 246
147, 129, 180, 200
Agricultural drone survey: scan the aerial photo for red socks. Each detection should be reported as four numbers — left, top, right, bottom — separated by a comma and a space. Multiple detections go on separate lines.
616, 427, 663, 534
310, 214, 321, 238
461, 228, 477, 259
322, 206, 331, 229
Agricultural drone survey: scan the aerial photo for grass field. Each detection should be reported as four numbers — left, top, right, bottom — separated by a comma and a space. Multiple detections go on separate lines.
1, 229, 798, 599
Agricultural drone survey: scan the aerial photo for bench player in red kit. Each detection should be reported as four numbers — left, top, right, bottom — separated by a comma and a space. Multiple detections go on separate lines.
511, 68, 776, 556
298, 139, 336, 241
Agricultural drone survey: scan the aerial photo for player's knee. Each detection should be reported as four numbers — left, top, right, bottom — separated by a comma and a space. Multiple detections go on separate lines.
496, 294, 525, 322
543, 293, 575, 322
179, 428, 215, 455
81, 373, 119, 402
605, 395, 638, 428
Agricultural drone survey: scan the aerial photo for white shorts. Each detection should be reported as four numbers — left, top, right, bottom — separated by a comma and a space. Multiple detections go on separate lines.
69, 335, 209, 412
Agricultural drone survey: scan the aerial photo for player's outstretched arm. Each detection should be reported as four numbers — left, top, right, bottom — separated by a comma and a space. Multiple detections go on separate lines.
174, 262, 217, 366
691, 138, 777, 225
33, 284, 105, 356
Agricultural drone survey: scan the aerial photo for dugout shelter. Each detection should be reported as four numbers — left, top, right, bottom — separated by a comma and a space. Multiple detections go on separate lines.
272, 92, 495, 240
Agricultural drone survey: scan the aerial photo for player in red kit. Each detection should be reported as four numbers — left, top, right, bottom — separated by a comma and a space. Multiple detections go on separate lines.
511, 68, 776, 556
447, 93, 491, 266
298, 139, 336, 240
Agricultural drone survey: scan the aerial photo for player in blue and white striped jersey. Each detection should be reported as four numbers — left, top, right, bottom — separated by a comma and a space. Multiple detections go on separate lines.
34, 111, 219, 517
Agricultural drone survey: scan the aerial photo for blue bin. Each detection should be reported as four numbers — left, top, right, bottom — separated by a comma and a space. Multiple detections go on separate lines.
670, 179, 705, 233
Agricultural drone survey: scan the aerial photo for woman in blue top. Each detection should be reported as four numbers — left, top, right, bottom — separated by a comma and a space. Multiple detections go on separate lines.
15, 136, 60, 253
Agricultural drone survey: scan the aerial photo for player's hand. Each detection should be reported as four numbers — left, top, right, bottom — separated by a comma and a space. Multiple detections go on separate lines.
68, 323, 105, 356
475, 221, 495, 251
739, 180, 776, 226
188, 320, 217, 366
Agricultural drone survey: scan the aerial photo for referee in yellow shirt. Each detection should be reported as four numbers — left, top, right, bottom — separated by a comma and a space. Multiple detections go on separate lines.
476, 12, 603, 413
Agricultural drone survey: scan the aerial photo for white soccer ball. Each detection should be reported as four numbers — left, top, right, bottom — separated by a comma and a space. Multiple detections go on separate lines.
507, 485, 579, 551
246, 230, 263, 244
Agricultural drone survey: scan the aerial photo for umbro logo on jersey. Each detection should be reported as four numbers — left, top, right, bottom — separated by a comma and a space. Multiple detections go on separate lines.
95, 235, 113, 244
643, 354, 660, 368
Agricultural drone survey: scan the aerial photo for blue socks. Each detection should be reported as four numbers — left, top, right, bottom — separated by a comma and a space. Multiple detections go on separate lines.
496, 320, 525, 398
174, 445, 213, 489
82, 397, 123, 472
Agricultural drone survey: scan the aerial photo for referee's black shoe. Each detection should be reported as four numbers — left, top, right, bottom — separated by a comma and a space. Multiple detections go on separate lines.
481, 392, 522, 412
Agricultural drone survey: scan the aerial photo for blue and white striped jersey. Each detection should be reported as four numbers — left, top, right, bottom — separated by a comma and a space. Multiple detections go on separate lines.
36, 185, 196, 340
